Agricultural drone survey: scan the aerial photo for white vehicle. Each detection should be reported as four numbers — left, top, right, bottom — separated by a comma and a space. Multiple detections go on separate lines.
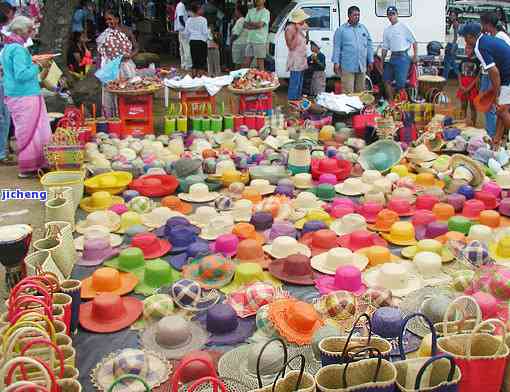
269, 0, 447, 78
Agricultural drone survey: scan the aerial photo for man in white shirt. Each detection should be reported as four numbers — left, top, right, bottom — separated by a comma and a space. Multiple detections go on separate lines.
174, 1, 192, 70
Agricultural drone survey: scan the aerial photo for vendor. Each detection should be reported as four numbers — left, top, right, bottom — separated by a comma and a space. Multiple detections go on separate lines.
1, 16, 52, 178
68, 31, 92, 77
97, 9, 139, 117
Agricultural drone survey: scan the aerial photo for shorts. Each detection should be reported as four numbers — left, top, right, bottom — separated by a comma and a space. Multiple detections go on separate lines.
383, 54, 412, 90
500, 85, 510, 105
190, 40, 208, 71
245, 43, 267, 59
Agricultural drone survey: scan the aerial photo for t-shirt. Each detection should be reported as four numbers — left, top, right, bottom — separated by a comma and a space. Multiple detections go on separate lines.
232, 17, 248, 46
475, 34, 510, 85
72, 9, 87, 33
174, 2, 188, 32
245, 7, 270, 44
459, 58, 479, 77
184, 16, 208, 42
382, 21, 416, 52
496, 31, 510, 47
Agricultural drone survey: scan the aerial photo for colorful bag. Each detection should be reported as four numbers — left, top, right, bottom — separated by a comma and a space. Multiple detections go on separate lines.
352, 109, 381, 139
44, 127, 85, 171
437, 318, 509, 392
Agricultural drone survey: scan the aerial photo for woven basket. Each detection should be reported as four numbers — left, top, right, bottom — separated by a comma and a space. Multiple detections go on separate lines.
45, 198, 75, 231
45, 221, 78, 276
24, 251, 65, 283
33, 238, 70, 280
375, 117, 397, 140
40, 170, 85, 212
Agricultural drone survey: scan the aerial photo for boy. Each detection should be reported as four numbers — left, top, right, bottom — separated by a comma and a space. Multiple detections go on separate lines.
304, 41, 326, 96
456, 45, 479, 126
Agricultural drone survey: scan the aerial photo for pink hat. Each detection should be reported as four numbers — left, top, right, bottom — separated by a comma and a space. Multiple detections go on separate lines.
415, 194, 439, 211
337, 230, 387, 251
474, 191, 499, 210
357, 202, 384, 223
331, 198, 357, 210
318, 173, 338, 185
314, 265, 367, 295
387, 198, 416, 217
210, 234, 239, 257
482, 182, 502, 199
472, 291, 499, 319
411, 209, 436, 227
462, 199, 485, 220
110, 204, 129, 215
330, 204, 355, 219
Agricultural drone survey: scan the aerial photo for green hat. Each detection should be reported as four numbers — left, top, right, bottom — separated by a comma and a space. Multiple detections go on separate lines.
308, 184, 336, 201
132, 293, 176, 330
447, 216, 472, 235
359, 140, 403, 173
135, 259, 180, 296
104, 247, 146, 275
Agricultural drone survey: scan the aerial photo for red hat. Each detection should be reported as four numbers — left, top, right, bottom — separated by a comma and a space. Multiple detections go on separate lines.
311, 158, 352, 181
337, 230, 387, 251
79, 293, 143, 333
131, 232, 172, 259
300, 229, 339, 256
268, 254, 319, 285
415, 194, 439, 211
474, 191, 499, 210
129, 175, 179, 197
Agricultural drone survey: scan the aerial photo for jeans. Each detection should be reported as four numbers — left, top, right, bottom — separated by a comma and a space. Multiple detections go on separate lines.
288, 70, 305, 100
0, 82, 10, 160
443, 54, 459, 79
383, 54, 411, 90
480, 74, 497, 137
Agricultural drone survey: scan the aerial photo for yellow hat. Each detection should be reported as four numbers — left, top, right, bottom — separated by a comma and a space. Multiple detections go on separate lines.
381, 222, 417, 246
489, 236, 510, 262
80, 191, 125, 213
116, 211, 145, 234
319, 126, 335, 142
295, 208, 333, 229
391, 164, 410, 178
84, 171, 133, 195
220, 263, 281, 294
415, 173, 445, 189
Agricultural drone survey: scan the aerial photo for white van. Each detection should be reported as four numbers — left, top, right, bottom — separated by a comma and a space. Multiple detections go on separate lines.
269, 0, 447, 78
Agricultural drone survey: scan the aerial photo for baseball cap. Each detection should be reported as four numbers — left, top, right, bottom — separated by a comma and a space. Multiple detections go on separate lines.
387, 6, 398, 14
459, 22, 482, 37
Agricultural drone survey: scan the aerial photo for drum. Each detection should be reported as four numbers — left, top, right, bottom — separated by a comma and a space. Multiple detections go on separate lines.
0, 224, 33, 290
418, 75, 447, 99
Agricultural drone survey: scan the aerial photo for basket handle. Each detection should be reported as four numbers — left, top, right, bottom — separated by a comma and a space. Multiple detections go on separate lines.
9, 296, 53, 322
20, 338, 65, 379
2, 320, 50, 352
441, 295, 481, 336
10, 284, 52, 310
341, 313, 372, 358
107, 375, 151, 392
171, 357, 218, 392
467, 318, 507, 359
3, 326, 52, 357
398, 312, 437, 360
188, 377, 227, 392
256, 337, 288, 388
4, 356, 58, 392
11, 310, 56, 333
4, 381, 51, 392
414, 354, 456, 390
271, 354, 306, 392
342, 347, 382, 388
11, 278, 54, 301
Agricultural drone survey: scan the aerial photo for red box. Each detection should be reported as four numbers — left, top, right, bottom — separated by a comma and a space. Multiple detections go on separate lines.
118, 94, 154, 138
239, 92, 273, 115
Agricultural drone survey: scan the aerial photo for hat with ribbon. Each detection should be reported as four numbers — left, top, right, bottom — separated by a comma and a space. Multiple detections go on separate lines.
139, 315, 208, 359
85, 171, 133, 195
367, 209, 400, 232
76, 210, 121, 234
363, 262, 423, 297
179, 183, 220, 203
330, 214, 367, 236
311, 247, 369, 274
116, 211, 146, 234
81, 267, 139, 299
381, 222, 418, 246
337, 230, 388, 251
268, 254, 318, 285
314, 265, 367, 295
359, 140, 403, 172
300, 229, 340, 257
200, 214, 235, 241
182, 254, 235, 289
80, 191, 125, 213
141, 207, 184, 229
335, 178, 372, 196
451, 154, 485, 187
161, 195, 193, 215
263, 236, 311, 259
130, 232, 172, 259
129, 174, 179, 197
74, 225, 123, 251
80, 293, 143, 333
268, 299, 324, 345
401, 239, 454, 262
226, 282, 287, 318
77, 236, 120, 267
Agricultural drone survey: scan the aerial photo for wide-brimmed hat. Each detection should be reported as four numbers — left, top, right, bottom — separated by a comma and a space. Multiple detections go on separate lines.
412, 209, 437, 227
133, 259, 180, 296
409, 251, 452, 286
300, 229, 339, 257
268, 299, 324, 345
80, 293, 143, 333
292, 173, 314, 189
414, 173, 445, 190
91, 348, 171, 392
359, 140, 403, 172
74, 225, 123, 250
188, 206, 220, 228
116, 211, 146, 234
263, 236, 311, 259
357, 245, 401, 266
85, 171, 133, 195
80, 191, 125, 213
81, 267, 139, 299
210, 234, 240, 258
230, 199, 254, 222
363, 262, 423, 297
130, 232, 172, 259
169, 239, 211, 271
199, 214, 235, 240
335, 178, 372, 196
314, 265, 367, 296
362, 170, 383, 184
329, 214, 366, 237
381, 222, 417, 246
235, 239, 272, 268
406, 144, 438, 162
77, 236, 119, 267
182, 254, 235, 289
451, 154, 485, 187
104, 247, 148, 276
263, 221, 297, 244
76, 211, 121, 234
401, 239, 454, 262
289, 8, 310, 23
129, 174, 179, 197
221, 262, 282, 294
357, 202, 385, 223
311, 157, 352, 181
161, 195, 193, 215
179, 183, 219, 203
415, 221, 448, 241
311, 247, 369, 275
391, 187, 416, 204
132, 293, 176, 330
268, 254, 318, 285
234, 223, 266, 245
337, 230, 388, 251
291, 192, 324, 210
367, 209, 400, 232
139, 315, 208, 359
467, 224, 493, 243
432, 202, 456, 221
168, 278, 221, 312
295, 208, 333, 230
226, 282, 287, 318
141, 207, 184, 229
415, 194, 440, 211
245, 179, 276, 195
475, 191, 499, 210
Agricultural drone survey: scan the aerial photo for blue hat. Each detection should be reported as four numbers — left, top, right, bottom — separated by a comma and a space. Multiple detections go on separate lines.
387, 6, 398, 14
458, 185, 475, 200
459, 22, 481, 37
169, 239, 211, 270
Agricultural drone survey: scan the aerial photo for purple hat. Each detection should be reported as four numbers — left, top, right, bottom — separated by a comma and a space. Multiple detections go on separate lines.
302, 220, 328, 235
197, 303, 255, 345
250, 212, 274, 231
155, 217, 200, 237
210, 234, 239, 257
446, 194, 466, 213
274, 184, 294, 197
167, 225, 201, 254
499, 198, 510, 217
169, 240, 211, 270
416, 221, 448, 240
264, 221, 298, 243
122, 190, 140, 202
77, 237, 119, 266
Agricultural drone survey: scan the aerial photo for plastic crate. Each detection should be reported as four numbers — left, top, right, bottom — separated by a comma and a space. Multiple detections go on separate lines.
118, 94, 154, 138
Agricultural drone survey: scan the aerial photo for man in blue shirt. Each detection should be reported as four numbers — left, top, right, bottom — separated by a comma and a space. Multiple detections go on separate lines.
462, 22, 510, 147
381, 6, 417, 101
332, 6, 373, 94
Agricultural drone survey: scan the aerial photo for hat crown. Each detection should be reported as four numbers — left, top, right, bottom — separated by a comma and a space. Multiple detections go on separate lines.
417, 239, 442, 254
190, 183, 209, 197
350, 230, 375, 248
294, 173, 312, 186
463, 199, 485, 216
92, 267, 121, 291
171, 225, 197, 247
421, 295, 451, 324
247, 341, 285, 376
215, 234, 239, 253
448, 216, 472, 234
287, 302, 318, 333
497, 236, 510, 257
198, 255, 232, 278
318, 158, 339, 173
84, 237, 110, 252
91, 293, 125, 321
376, 209, 399, 228
269, 222, 297, 240
86, 211, 112, 226
390, 222, 415, 242
273, 236, 299, 256
311, 229, 337, 249
378, 263, 409, 290
432, 203, 455, 220
283, 254, 312, 276
316, 184, 335, 198
162, 196, 181, 209
342, 214, 366, 229
83, 226, 110, 240
412, 210, 435, 227
416, 195, 439, 210
237, 239, 263, 260
99, 176, 117, 187
371, 306, 403, 338
233, 223, 256, 238
389, 198, 412, 214
425, 221, 448, 237
143, 294, 174, 320
361, 202, 383, 215
479, 210, 501, 228
414, 251, 442, 276
326, 248, 354, 269
366, 246, 391, 265
416, 173, 436, 187
334, 265, 362, 290
112, 349, 150, 381
468, 224, 492, 240
91, 191, 112, 207
145, 259, 173, 287
155, 315, 191, 347
120, 211, 142, 227
303, 220, 328, 234
206, 304, 239, 334
119, 247, 145, 270
132, 233, 159, 252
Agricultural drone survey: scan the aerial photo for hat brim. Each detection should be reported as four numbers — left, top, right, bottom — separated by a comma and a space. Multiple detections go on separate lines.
81, 271, 139, 299
245, 185, 276, 196
181, 263, 235, 289
135, 239, 172, 260
356, 247, 402, 264
139, 321, 209, 359
80, 296, 143, 333
141, 213, 186, 229
311, 253, 369, 275
337, 234, 388, 251
380, 233, 417, 246
75, 219, 121, 234
200, 317, 256, 346
135, 271, 180, 297
76, 248, 120, 267
267, 260, 317, 285
79, 196, 125, 213
489, 243, 510, 263
130, 178, 179, 198
314, 276, 367, 296
366, 223, 392, 233
335, 184, 372, 196
435, 233, 466, 244
451, 154, 485, 187
236, 255, 272, 269
178, 192, 219, 203
363, 265, 423, 297
262, 243, 311, 259
74, 233, 122, 251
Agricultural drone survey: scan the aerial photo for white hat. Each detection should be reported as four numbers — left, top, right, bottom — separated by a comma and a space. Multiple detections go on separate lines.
229, 199, 253, 222
292, 173, 314, 189
364, 262, 423, 297
361, 189, 386, 205
311, 247, 369, 275
245, 179, 276, 196
291, 192, 324, 211
372, 178, 393, 194
453, 166, 474, 183
178, 183, 219, 203
467, 224, 493, 243
335, 178, 372, 196
215, 160, 236, 176
362, 170, 383, 184
199, 214, 235, 240
406, 145, 438, 162
168, 138, 185, 155
118, 147, 137, 162
496, 171, 510, 189
263, 236, 311, 259
391, 187, 416, 204
142, 207, 184, 229
330, 214, 367, 236
385, 173, 400, 183
412, 252, 451, 286
190, 139, 212, 154
189, 206, 220, 227
75, 211, 121, 234
74, 225, 123, 250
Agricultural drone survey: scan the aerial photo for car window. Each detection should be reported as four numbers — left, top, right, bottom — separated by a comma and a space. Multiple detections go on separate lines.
302, 6, 331, 30
376, 0, 412, 17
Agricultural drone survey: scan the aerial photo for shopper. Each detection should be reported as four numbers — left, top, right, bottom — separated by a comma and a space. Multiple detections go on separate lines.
208, 21, 221, 76
305, 41, 326, 97
231, 5, 248, 69
0, 2, 13, 166
175, 0, 192, 70
285, 9, 309, 101
456, 45, 479, 126
332, 6, 373, 94
184, 2, 208, 77
243, 0, 270, 70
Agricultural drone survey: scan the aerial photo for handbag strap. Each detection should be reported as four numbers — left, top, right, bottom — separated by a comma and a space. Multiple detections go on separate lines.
4, 381, 51, 392
256, 337, 288, 388
3, 326, 52, 358
11, 312, 56, 337
10, 284, 52, 310
20, 338, 65, 379
2, 321, 50, 352
467, 318, 507, 359
342, 347, 382, 388
0, 356, 56, 392
9, 296, 53, 323
188, 376, 227, 392
414, 354, 456, 390
171, 356, 218, 392
398, 312, 437, 360
441, 295, 481, 336
271, 354, 306, 392
107, 375, 150, 392
341, 313, 372, 358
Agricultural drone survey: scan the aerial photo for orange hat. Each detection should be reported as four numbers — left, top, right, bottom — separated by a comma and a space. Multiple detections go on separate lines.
81, 267, 138, 299
432, 203, 455, 221
232, 223, 265, 246
242, 189, 262, 204
435, 231, 466, 244
357, 246, 400, 266
479, 210, 510, 229
235, 239, 272, 269
367, 209, 400, 232
161, 196, 192, 215
415, 173, 445, 189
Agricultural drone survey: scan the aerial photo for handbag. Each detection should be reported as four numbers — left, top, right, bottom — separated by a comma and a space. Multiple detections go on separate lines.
437, 318, 509, 392
352, 109, 381, 139
45, 196, 75, 231
24, 251, 65, 284
254, 337, 289, 388
45, 221, 77, 274
189, 377, 228, 392
315, 347, 397, 392
433, 296, 483, 337
0, 356, 58, 392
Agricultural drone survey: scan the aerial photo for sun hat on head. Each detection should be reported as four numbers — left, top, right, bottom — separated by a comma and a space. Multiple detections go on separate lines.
182, 254, 236, 289
289, 8, 310, 23
81, 267, 139, 299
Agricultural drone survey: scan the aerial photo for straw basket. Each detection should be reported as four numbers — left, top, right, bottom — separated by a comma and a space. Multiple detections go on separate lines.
40, 170, 85, 212
45, 198, 75, 231
375, 117, 397, 140
33, 238, 69, 280
24, 251, 65, 283
45, 221, 78, 277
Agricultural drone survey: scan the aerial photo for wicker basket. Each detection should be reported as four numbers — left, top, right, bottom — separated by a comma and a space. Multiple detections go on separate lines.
40, 170, 85, 212
227, 84, 280, 95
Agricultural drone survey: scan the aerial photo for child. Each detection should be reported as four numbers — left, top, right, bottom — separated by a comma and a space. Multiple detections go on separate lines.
456, 45, 479, 126
207, 21, 221, 77
184, 2, 208, 77
304, 41, 325, 97
231, 5, 248, 69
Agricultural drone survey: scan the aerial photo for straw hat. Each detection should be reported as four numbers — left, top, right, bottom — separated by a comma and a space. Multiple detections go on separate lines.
76, 236, 119, 267
133, 259, 180, 296
116, 211, 146, 234
81, 267, 139, 299
401, 239, 454, 262
411, 251, 452, 286
74, 225, 122, 250
311, 247, 369, 274
267, 254, 318, 285
406, 145, 438, 162
292, 173, 314, 189
226, 282, 287, 318
127, 196, 156, 214
84, 171, 133, 195
129, 174, 179, 197
80, 191, 125, 213
359, 140, 403, 172
75, 211, 121, 234
496, 171, 510, 189
179, 183, 219, 203
363, 262, 423, 297
245, 179, 276, 195
381, 222, 418, 246
335, 178, 372, 196
291, 192, 324, 210
199, 214, 235, 240
289, 8, 310, 23
451, 154, 484, 187
161, 196, 192, 215
230, 199, 254, 222
182, 254, 235, 289
263, 236, 311, 259
330, 214, 367, 236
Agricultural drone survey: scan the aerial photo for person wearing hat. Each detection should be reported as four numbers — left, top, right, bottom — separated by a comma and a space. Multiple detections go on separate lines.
303, 41, 326, 97
285, 8, 309, 101
332, 5, 373, 94
381, 6, 418, 101
461, 22, 510, 147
